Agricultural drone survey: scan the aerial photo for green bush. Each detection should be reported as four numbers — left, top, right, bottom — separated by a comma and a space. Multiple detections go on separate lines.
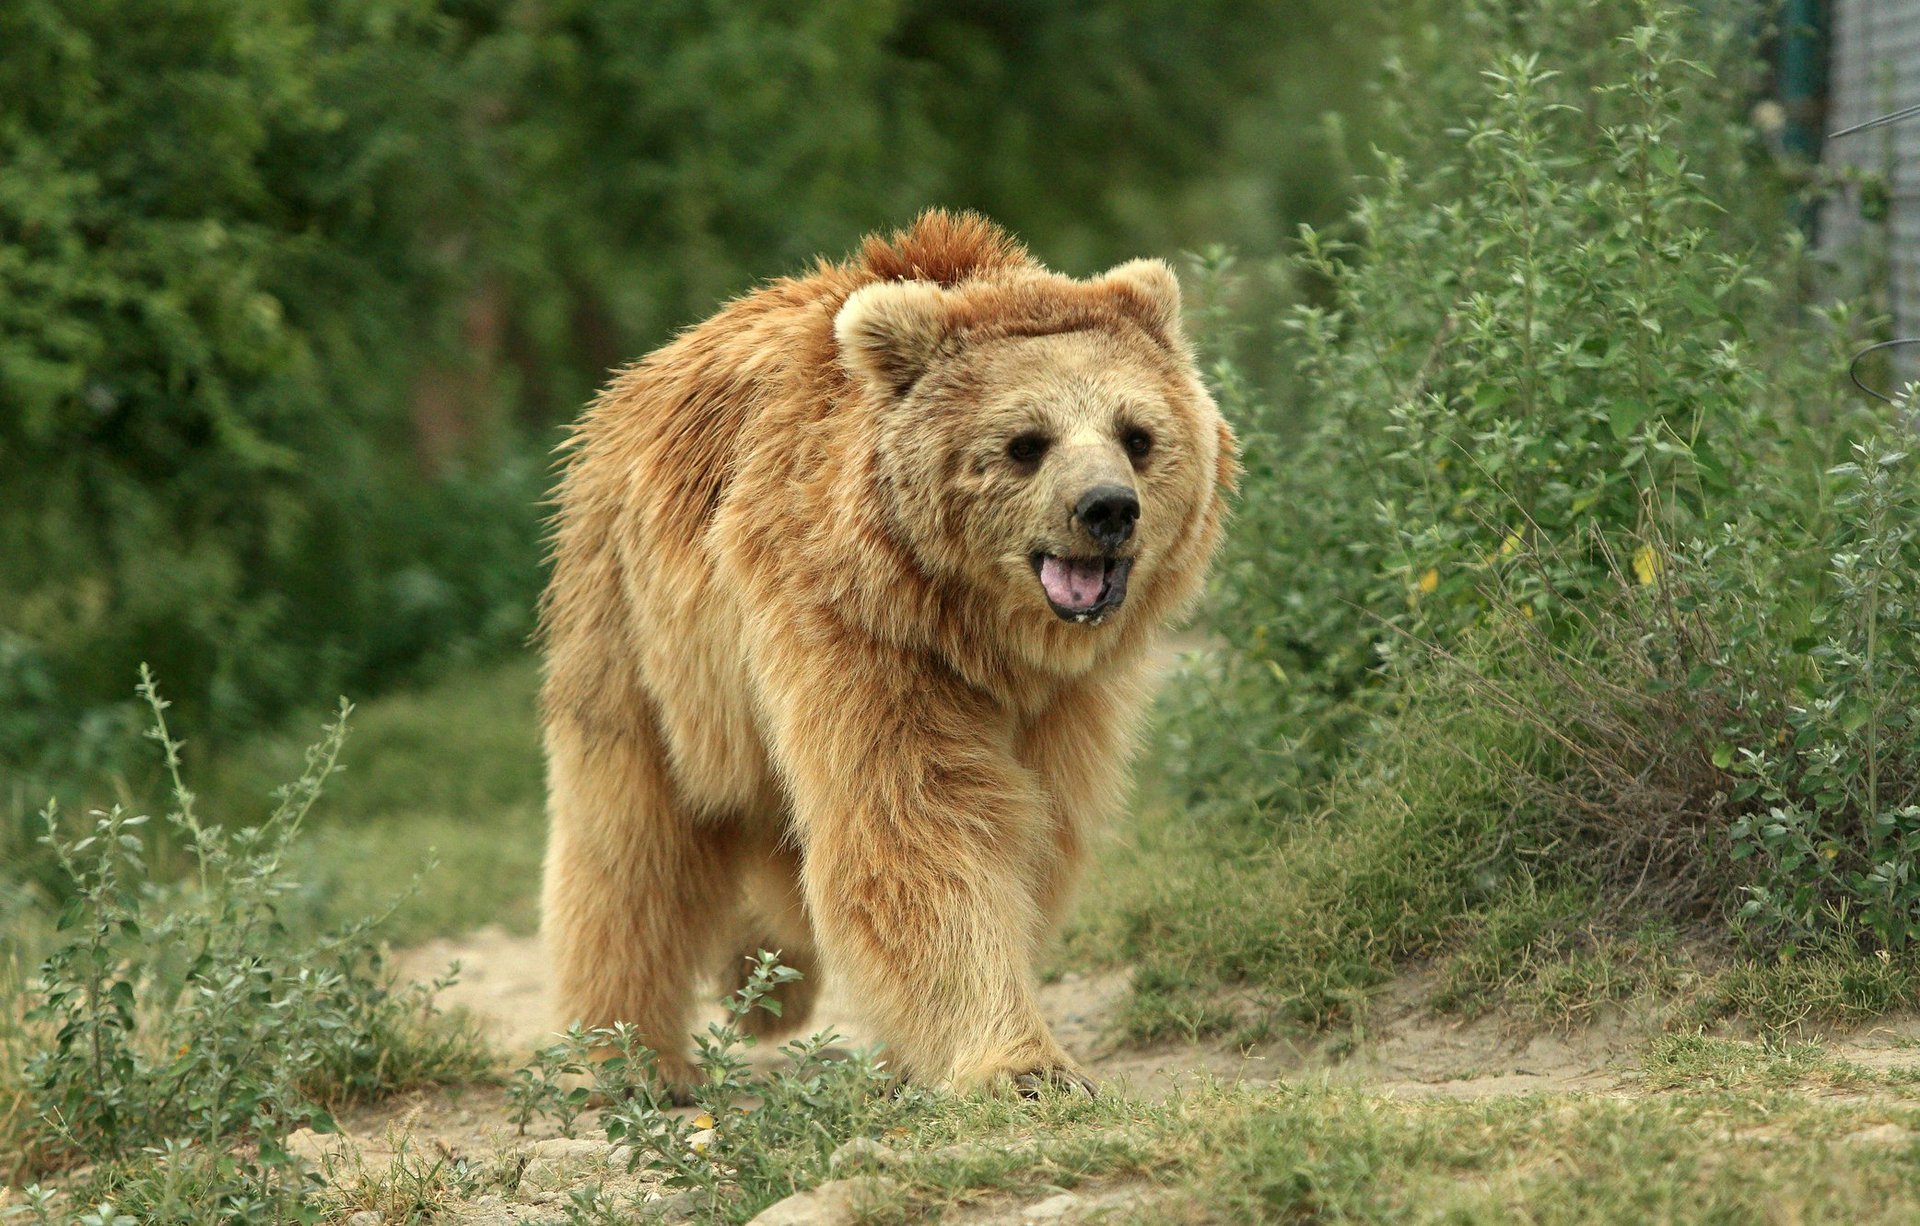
1162, 0, 1920, 1014
2, 673, 489, 1218
0, 0, 546, 767
1713, 440, 1920, 948
1192, 0, 1797, 785
508, 953, 920, 1224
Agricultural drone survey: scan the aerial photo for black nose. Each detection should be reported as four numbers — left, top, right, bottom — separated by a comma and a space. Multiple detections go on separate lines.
1074, 484, 1140, 550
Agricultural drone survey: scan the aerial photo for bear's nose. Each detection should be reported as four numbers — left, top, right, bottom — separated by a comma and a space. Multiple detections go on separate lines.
1074, 485, 1140, 550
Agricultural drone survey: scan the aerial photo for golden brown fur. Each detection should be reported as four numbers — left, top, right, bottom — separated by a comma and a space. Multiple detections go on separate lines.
539, 211, 1236, 1091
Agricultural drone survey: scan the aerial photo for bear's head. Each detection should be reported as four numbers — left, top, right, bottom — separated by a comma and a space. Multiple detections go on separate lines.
834, 258, 1236, 670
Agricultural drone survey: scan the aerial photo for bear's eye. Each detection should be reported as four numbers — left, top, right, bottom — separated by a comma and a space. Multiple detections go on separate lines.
1006, 433, 1050, 466
1123, 427, 1153, 461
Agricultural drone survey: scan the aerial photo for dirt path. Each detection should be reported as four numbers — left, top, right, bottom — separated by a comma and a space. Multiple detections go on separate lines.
391, 927, 1636, 1101
392, 925, 1920, 1109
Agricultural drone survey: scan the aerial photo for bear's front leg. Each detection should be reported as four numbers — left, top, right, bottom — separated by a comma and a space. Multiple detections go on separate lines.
759, 635, 1091, 1093
799, 798, 1087, 1093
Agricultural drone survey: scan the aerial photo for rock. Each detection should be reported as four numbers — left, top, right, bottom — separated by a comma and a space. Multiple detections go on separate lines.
648, 1190, 703, 1222
1021, 1192, 1082, 1222
686, 1127, 719, 1153
926, 1137, 1045, 1165
954, 1184, 1161, 1226
526, 1137, 621, 1162
519, 1135, 634, 1185
345, 1212, 382, 1226
828, 1137, 902, 1173
745, 1177, 900, 1226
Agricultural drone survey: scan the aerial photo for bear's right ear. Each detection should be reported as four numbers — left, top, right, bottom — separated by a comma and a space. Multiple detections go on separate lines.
834, 281, 950, 397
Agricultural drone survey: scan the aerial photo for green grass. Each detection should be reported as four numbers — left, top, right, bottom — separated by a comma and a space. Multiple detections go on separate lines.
1062, 660, 1544, 1042
832, 1079, 1920, 1224
0, 676, 501, 1209
202, 657, 548, 944
5, 657, 547, 965
1638, 1034, 1871, 1093
262, 1061, 1920, 1224
1058, 648, 1920, 1049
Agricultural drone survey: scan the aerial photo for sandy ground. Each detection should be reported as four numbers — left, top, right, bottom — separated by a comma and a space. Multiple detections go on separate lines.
391, 927, 1637, 1102
391, 923, 1920, 1109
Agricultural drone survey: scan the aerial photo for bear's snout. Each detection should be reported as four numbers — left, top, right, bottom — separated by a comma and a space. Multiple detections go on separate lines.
1074, 484, 1139, 551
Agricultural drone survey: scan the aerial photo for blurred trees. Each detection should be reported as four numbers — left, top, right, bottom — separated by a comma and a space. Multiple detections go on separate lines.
0, 0, 1406, 772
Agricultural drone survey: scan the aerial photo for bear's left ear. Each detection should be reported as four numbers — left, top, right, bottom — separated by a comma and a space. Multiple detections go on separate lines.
1095, 258, 1189, 355
835, 280, 951, 398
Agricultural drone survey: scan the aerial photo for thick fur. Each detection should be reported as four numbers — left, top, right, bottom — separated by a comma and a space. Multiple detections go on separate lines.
539, 211, 1236, 1091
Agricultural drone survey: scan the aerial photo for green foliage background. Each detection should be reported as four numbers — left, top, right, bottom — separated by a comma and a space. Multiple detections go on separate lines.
0, 0, 1404, 787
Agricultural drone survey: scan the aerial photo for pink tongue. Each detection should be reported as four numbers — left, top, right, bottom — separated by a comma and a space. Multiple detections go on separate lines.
1040, 556, 1106, 610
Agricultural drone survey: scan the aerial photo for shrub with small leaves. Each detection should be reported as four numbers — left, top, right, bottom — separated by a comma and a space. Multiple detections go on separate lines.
1165, 0, 1920, 975
1716, 438, 1920, 949
1172, 0, 1810, 821
510, 951, 919, 1222
4, 670, 489, 1223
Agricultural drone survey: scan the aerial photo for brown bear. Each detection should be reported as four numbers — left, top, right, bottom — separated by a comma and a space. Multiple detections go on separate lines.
538, 211, 1235, 1093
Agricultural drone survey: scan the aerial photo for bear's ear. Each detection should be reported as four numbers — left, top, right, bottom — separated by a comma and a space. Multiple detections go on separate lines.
1096, 258, 1188, 354
834, 280, 951, 397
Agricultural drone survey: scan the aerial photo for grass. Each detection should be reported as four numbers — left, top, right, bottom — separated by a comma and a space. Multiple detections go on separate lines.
4, 658, 547, 970
310, 1127, 483, 1224
1058, 649, 1920, 1051
1637, 1033, 1876, 1093
1061, 653, 1549, 1042
0, 952, 29, 1187
818, 1078, 1920, 1224
0, 675, 503, 1212
202, 657, 548, 944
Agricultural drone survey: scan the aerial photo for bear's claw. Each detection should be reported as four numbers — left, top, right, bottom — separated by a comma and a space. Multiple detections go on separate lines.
1012, 1067, 1098, 1100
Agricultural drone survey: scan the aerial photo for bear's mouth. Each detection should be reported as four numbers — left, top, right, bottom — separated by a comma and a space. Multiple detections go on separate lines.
1030, 553, 1133, 624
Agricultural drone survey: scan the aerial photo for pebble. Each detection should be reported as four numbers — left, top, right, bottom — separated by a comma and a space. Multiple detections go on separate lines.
827, 1137, 902, 1173
345, 1213, 381, 1226
526, 1137, 618, 1161
1021, 1192, 1082, 1222
1844, 1122, 1916, 1146
282, 1128, 354, 1169
745, 1177, 900, 1226
518, 1135, 634, 1183
650, 1190, 702, 1222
